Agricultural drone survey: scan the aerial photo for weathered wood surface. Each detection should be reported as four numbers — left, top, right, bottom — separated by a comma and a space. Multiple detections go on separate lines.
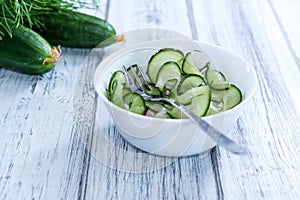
0, 0, 299, 199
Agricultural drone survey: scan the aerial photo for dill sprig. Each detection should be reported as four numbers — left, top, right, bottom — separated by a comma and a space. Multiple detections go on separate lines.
0, 0, 87, 38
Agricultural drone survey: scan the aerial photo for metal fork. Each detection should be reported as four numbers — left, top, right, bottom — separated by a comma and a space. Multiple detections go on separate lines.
123, 65, 248, 154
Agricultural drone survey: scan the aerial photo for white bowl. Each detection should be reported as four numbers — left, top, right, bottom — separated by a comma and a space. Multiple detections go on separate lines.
94, 40, 257, 157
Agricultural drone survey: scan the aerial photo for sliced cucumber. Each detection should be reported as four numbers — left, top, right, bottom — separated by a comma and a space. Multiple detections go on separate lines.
168, 85, 210, 118
182, 52, 201, 75
147, 48, 184, 83
167, 107, 185, 119
145, 101, 165, 112
211, 84, 242, 110
122, 88, 132, 97
151, 105, 170, 118
111, 83, 126, 109
199, 62, 210, 74
185, 86, 211, 117
155, 109, 171, 118
144, 83, 161, 97
108, 48, 243, 119
205, 107, 218, 116
206, 68, 230, 90
128, 93, 146, 115
173, 85, 210, 105
177, 74, 205, 94
163, 103, 174, 110
108, 70, 127, 94
145, 101, 171, 118
156, 61, 181, 91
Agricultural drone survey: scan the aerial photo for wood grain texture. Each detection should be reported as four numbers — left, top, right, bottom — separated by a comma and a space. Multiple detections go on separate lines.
0, 47, 94, 199
0, 0, 299, 199
107, 0, 193, 37
192, 0, 300, 198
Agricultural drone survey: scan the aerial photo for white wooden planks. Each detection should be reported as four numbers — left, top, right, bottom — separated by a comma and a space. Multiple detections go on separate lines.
0, 0, 299, 199
192, 0, 300, 198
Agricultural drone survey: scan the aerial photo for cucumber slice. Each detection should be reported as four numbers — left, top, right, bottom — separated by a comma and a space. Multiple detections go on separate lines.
156, 61, 181, 91
206, 68, 230, 90
122, 88, 132, 97
177, 74, 205, 94
185, 86, 211, 117
163, 103, 174, 110
147, 48, 184, 83
206, 100, 224, 116
145, 101, 165, 113
108, 70, 127, 94
167, 107, 185, 119
111, 83, 126, 109
182, 52, 202, 75
205, 107, 219, 116
155, 110, 171, 118
211, 84, 242, 110
128, 93, 146, 115
173, 85, 210, 105
144, 83, 161, 97
123, 93, 131, 106
168, 85, 210, 118
199, 62, 210, 74
145, 101, 171, 118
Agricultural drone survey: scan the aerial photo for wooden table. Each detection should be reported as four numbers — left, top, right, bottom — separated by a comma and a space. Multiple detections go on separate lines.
1, 0, 300, 199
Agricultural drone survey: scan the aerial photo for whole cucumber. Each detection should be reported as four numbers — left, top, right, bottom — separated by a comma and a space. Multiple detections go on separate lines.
0, 18, 60, 75
36, 11, 117, 48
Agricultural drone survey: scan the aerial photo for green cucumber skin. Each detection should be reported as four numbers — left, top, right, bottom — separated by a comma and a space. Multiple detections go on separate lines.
147, 48, 184, 83
0, 18, 55, 75
36, 11, 116, 48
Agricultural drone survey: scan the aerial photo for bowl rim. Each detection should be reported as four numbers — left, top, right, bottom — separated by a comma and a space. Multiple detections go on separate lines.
94, 40, 258, 123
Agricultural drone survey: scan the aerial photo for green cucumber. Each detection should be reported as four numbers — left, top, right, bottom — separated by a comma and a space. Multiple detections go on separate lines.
211, 84, 242, 110
111, 82, 126, 109
173, 85, 210, 105
147, 48, 184, 83
35, 11, 116, 48
122, 88, 132, 97
154, 109, 171, 118
127, 93, 146, 115
145, 101, 171, 118
206, 67, 230, 90
182, 52, 201, 75
167, 107, 185, 119
144, 83, 161, 97
206, 100, 224, 116
109, 70, 129, 108
177, 74, 205, 94
185, 85, 211, 117
0, 18, 59, 75
108, 70, 127, 94
145, 101, 164, 112
168, 85, 210, 118
112, 88, 146, 114
156, 61, 181, 91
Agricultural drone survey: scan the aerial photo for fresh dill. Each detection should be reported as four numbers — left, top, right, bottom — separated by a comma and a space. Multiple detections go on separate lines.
0, 0, 86, 37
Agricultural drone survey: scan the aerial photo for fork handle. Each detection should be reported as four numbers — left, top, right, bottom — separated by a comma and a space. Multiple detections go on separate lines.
158, 98, 248, 154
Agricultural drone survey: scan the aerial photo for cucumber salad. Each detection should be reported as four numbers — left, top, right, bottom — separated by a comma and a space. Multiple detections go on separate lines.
106, 48, 242, 119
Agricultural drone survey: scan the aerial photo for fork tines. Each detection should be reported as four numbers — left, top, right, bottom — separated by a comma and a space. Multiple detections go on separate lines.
123, 65, 149, 92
